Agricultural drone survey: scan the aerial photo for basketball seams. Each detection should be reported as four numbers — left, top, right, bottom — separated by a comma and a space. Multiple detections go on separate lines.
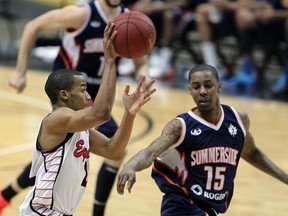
126, 12, 132, 58
127, 22, 149, 56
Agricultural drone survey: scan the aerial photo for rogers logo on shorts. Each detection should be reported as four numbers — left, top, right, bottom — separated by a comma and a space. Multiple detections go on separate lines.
203, 191, 227, 201
191, 184, 227, 201
74, 139, 90, 161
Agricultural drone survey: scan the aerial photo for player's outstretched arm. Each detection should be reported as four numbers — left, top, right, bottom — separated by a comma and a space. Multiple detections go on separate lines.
90, 21, 118, 122
240, 111, 288, 185
89, 76, 156, 159
117, 118, 182, 194
9, 5, 86, 93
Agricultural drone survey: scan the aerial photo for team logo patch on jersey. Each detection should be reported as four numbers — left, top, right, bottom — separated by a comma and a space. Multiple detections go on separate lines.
228, 124, 237, 137
190, 128, 202, 136
90, 21, 101, 28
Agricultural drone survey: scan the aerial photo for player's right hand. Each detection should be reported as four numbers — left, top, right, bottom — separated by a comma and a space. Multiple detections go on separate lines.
117, 165, 136, 195
9, 71, 26, 93
103, 21, 117, 61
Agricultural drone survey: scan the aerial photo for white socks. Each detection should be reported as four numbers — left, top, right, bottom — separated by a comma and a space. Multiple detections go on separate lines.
200, 42, 219, 68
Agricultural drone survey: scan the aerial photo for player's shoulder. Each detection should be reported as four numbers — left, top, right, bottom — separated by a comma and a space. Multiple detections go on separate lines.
236, 109, 250, 127
222, 104, 250, 126
60, 3, 89, 18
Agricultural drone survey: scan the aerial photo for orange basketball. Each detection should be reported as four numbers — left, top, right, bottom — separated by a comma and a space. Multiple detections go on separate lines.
112, 11, 156, 59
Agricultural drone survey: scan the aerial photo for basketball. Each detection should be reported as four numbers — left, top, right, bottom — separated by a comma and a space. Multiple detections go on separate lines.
112, 11, 156, 59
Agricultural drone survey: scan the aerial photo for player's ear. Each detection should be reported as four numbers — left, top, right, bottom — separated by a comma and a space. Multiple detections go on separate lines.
218, 82, 222, 93
188, 86, 192, 95
59, 90, 69, 101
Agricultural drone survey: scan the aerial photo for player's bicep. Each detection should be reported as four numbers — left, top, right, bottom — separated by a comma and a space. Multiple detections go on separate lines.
241, 130, 257, 160
45, 107, 102, 134
238, 110, 257, 161
32, 6, 86, 32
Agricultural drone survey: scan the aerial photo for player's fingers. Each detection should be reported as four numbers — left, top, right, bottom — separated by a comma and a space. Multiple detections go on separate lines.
9, 83, 24, 94
145, 79, 156, 91
136, 75, 145, 91
110, 29, 117, 41
123, 85, 130, 97
146, 88, 156, 97
117, 180, 125, 194
105, 20, 113, 32
127, 178, 136, 193
117, 175, 129, 194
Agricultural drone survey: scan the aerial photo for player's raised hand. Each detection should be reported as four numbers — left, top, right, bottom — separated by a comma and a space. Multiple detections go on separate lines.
103, 21, 117, 61
123, 75, 156, 116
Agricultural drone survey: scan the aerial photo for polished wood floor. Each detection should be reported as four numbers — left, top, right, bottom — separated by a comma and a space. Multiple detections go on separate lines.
1, 65, 288, 216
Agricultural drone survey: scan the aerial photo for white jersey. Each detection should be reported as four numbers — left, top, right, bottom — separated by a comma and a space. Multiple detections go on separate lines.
20, 125, 90, 216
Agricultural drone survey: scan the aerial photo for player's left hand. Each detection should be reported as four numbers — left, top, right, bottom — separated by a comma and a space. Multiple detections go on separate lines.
123, 75, 156, 115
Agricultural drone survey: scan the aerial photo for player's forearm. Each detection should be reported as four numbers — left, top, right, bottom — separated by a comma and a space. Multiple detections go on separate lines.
15, 21, 40, 75
92, 59, 117, 120
108, 110, 136, 160
244, 147, 288, 184
124, 148, 155, 172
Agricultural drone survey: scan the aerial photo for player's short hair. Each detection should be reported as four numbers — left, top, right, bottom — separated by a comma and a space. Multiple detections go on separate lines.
188, 64, 219, 82
45, 69, 83, 105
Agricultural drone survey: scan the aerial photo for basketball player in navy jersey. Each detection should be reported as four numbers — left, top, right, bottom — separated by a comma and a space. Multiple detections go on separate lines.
117, 64, 288, 215
6, 0, 149, 216
19, 22, 156, 215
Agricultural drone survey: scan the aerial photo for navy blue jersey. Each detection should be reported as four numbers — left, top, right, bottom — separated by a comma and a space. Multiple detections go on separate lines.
53, 0, 127, 99
152, 105, 246, 213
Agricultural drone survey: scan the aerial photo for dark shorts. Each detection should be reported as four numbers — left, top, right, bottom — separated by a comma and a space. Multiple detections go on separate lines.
213, 11, 237, 39
256, 19, 285, 47
161, 193, 218, 216
96, 116, 118, 138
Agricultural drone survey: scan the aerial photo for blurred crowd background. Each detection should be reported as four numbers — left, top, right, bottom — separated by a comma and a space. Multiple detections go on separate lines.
1, 0, 288, 101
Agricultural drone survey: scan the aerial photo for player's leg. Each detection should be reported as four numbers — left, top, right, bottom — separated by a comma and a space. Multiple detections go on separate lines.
223, 7, 257, 87
93, 153, 126, 216
195, 3, 221, 71
0, 162, 32, 214
93, 117, 126, 216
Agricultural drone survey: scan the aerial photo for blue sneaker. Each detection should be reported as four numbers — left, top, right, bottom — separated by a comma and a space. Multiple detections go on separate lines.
222, 72, 257, 87
272, 73, 286, 92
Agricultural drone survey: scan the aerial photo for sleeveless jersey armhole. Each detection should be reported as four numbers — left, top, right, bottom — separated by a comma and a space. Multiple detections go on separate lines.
174, 117, 186, 147
230, 106, 246, 137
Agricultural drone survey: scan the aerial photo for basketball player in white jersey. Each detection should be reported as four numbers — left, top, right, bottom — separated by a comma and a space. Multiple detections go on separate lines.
19, 23, 156, 216
5, 0, 150, 215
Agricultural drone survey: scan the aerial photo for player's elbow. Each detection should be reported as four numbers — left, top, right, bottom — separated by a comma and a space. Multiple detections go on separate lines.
25, 19, 43, 35
109, 153, 122, 161
95, 108, 112, 123
106, 145, 127, 161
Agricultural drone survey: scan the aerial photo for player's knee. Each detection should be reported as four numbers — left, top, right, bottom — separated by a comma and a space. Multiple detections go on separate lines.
195, 3, 211, 18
